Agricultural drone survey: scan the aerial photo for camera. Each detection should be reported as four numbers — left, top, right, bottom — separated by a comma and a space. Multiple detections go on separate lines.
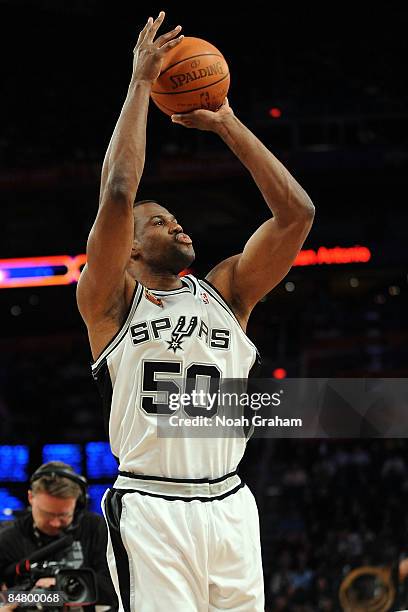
14, 561, 98, 608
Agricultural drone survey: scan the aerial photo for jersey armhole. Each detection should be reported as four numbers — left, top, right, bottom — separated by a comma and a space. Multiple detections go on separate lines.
91, 282, 143, 372
199, 278, 241, 326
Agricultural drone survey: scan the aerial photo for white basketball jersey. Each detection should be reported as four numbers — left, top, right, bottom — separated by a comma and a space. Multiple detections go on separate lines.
91, 275, 259, 480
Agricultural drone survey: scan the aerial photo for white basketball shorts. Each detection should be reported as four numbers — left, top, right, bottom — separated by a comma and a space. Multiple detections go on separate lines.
101, 472, 264, 611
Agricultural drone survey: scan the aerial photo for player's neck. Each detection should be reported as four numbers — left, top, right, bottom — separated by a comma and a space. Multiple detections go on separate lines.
132, 269, 183, 291
127, 259, 185, 290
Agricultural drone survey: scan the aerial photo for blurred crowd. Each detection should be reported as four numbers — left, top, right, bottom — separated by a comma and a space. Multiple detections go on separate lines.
258, 439, 408, 610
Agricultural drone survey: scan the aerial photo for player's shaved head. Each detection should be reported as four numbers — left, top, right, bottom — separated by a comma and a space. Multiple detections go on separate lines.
134, 199, 160, 208
133, 200, 164, 238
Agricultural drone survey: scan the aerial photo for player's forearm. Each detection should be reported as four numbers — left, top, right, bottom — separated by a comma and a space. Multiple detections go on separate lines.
216, 114, 314, 224
99, 78, 152, 205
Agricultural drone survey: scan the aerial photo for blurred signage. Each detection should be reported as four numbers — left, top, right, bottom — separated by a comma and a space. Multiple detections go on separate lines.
0, 246, 372, 289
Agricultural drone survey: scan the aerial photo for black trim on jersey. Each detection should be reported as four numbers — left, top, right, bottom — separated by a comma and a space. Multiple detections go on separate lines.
145, 278, 189, 296
112, 482, 245, 503
249, 350, 262, 378
242, 350, 262, 440
117, 469, 237, 484
91, 282, 139, 367
182, 275, 197, 296
199, 279, 241, 325
103, 489, 131, 612
92, 284, 143, 374
200, 279, 260, 358
92, 359, 115, 440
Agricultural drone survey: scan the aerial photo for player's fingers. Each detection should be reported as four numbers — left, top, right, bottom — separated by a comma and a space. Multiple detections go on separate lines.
155, 25, 182, 48
173, 109, 210, 120
159, 34, 184, 55
146, 10, 165, 42
134, 16, 153, 53
171, 116, 194, 128
171, 110, 202, 126
136, 16, 153, 45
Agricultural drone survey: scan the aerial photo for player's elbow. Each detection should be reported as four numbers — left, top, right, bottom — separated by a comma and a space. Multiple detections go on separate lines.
299, 201, 315, 237
279, 190, 315, 227
284, 197, 315, 238
298, 194, 315, 220
284, 196, 315, 228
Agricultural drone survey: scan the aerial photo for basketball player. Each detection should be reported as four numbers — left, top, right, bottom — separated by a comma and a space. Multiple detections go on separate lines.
77, 11, 314, 612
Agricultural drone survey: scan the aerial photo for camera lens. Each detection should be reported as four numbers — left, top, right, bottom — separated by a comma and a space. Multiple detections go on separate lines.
60, 575, 85, 600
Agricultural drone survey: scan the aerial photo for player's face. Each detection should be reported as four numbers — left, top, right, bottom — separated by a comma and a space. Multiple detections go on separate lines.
28, 491, 76, 536
133, 202, 195, 272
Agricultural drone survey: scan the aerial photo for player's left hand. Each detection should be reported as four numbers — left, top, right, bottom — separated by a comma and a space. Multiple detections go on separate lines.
171, 98, 234, 132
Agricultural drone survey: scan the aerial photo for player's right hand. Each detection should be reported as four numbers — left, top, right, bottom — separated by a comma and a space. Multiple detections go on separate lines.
171, 98, 234, 132
132, 11, 183, 84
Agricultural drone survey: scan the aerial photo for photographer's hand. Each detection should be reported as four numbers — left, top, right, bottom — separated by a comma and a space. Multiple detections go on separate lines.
1, 583, 17, 611
34, 578, 56, 588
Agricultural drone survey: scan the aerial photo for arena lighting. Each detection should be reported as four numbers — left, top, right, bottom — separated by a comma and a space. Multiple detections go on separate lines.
273, 368, 287, 379
293, 246, 371, 266
88, 485, 110, 515
85, 442, 118, 479
0, 255, 74, 288
269, 107, 282, 118
179, 268, 192, 277
0, 246, 372, 289
0, 489, 25, 521
71, 253, 87, 282
0, 445, 29, 481
42, 443, 83, 474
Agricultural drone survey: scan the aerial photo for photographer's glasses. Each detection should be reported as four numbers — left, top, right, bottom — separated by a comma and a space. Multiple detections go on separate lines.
36, 506, 75, 521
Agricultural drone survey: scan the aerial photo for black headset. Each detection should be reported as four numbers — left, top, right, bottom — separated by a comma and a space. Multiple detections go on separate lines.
29, 465, 89, 512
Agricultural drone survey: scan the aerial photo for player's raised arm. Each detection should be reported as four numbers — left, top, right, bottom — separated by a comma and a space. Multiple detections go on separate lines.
171, 100, 315, 326
77, 12, 183, 325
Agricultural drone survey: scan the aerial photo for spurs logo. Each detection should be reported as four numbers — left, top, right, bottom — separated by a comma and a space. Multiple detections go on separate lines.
130, 316, 231, 350
167, 316, 198, 353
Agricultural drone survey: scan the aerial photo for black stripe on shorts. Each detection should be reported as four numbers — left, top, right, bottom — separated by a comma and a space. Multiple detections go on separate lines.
117, 469, 237, 485
103, 489, 131, 612
112, 481, 245, 503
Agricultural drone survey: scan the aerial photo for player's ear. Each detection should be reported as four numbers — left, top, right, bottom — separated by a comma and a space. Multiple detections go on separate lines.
28, 490, 33, 506
131, 240, 141, 259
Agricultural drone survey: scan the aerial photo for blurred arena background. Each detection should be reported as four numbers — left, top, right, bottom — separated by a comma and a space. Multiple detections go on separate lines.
1, 1, 407, 609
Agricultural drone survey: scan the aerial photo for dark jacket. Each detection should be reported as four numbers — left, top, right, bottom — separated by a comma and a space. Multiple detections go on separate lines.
0, 509, 117, 610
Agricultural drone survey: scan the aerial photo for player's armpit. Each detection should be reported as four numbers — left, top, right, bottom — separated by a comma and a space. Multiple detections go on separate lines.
207, 211, 314, 322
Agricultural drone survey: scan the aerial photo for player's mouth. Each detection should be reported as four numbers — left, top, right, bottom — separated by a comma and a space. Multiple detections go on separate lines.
175, 232, 192, 245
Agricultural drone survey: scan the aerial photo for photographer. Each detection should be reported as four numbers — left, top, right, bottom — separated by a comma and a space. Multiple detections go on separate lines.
0, 461, 117, 611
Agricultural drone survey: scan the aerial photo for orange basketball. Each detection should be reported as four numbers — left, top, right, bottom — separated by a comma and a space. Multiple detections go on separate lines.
151, 36, 230, 116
